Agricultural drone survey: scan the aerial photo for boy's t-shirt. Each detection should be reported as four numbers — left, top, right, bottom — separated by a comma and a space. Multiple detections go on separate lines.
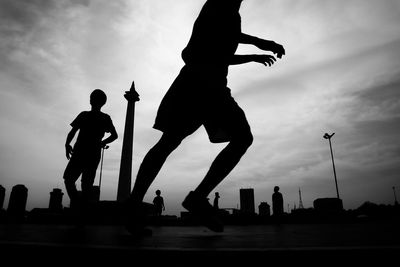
71, 111, 115, 154
153, 196, 164, 209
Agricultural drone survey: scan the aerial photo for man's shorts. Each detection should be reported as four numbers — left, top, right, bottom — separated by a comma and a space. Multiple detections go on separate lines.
153, 65, 251, 143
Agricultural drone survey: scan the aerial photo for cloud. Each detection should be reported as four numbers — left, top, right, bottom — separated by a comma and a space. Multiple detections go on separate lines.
0, 0, 90, 62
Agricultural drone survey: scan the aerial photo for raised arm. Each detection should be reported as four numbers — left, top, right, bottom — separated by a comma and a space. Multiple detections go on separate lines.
240, 33, 285, 59
229, 54, 276, 66
239, 33, 263, 45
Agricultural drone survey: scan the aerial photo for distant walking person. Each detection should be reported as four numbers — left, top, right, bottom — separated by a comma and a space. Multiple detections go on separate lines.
213, 192, 220, 210
272, 186, 284, 217
153, 190, 165, 216
126, 0, 285, 235
63, 89, 118, 213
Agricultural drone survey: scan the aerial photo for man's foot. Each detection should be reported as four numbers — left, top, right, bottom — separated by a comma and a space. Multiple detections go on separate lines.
182, 191, 224, 232
125, 201, 153, 237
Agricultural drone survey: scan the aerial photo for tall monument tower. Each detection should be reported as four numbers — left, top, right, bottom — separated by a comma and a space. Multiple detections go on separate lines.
298, 187, 304, 209
117, 81, 140, 202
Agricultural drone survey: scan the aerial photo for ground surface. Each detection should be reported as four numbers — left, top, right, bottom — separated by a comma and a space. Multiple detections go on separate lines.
1, 221, 399, 265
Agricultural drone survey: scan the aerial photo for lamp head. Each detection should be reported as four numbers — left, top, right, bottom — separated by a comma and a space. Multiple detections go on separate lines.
323, 133, 335, 139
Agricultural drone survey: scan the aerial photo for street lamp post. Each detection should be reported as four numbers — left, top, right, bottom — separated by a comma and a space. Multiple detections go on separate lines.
393, 186, 399, 205
323, 132, 340, 199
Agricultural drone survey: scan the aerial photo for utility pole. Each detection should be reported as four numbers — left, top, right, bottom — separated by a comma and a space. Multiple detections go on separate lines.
393, 186, 399, 206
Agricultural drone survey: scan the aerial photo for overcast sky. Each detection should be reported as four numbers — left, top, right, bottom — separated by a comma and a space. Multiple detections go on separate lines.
1, 0, 400, 216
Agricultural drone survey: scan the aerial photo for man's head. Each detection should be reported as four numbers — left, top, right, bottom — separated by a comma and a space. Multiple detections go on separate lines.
229, 0, 243, 11
215, 0, 243, 12
156, 189, 161, 196
274, 186, 280, 193
90, 89, 107, 110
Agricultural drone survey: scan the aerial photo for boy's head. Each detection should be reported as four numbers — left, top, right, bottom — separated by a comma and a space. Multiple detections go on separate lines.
90, 89, 107, 109
156, 189, 161, 196
274, 186, 280, 193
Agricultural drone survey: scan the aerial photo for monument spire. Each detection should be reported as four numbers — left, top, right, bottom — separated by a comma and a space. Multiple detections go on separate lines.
117, 81, 140, 202
298, 187, 304, 209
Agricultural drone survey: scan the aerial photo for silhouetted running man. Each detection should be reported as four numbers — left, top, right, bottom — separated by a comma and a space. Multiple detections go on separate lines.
126, 0, 285, 235
153, 190, 165, 216
63, 89, 118, 218
272, 186, 284, 217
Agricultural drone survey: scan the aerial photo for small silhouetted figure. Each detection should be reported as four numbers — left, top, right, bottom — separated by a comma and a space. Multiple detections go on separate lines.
153, 190, 165, 216
126, 0, 285, 235
272, 186, 284, 217
213, 192, 220, 210
63, 89, 118, 213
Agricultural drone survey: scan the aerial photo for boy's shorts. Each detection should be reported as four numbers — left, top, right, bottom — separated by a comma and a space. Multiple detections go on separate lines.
153, 66, 251, 143
63, 150, 101, 186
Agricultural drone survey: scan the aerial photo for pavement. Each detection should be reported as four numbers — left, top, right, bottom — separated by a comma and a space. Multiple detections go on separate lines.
1, 221, 399, 265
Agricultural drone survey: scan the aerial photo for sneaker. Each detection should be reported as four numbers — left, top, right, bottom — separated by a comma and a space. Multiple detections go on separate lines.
182, 191, 224, 232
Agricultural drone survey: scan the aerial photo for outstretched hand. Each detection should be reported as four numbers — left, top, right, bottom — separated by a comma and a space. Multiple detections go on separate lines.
255, 39, 285, 59
253, 55, 276, 66
272, 42, 285, 59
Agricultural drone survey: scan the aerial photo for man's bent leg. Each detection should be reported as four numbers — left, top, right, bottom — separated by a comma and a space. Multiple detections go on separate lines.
194, 131, 253, 198
129, 133, 184, 204
126, 133, 184, 235
179, 131, 252, 233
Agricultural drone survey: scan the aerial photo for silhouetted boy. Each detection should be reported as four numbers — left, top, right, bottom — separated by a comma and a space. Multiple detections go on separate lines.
63, 89, 118, 212
272, 186, 284, 217
153, 190, 165, 216
127, 0, 285, 234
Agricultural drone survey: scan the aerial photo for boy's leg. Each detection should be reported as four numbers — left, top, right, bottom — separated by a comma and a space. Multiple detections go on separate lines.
81, 164, 99, 204
77, 154, 100, 224
64, 179, 79, 203
63, 158, 83, 209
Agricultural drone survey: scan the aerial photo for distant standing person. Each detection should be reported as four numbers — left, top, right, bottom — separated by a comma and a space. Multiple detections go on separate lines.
63, 89, 118, 212
272, 186, 284, 216
153, 190, 165, 216
213, 192, 220, 210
